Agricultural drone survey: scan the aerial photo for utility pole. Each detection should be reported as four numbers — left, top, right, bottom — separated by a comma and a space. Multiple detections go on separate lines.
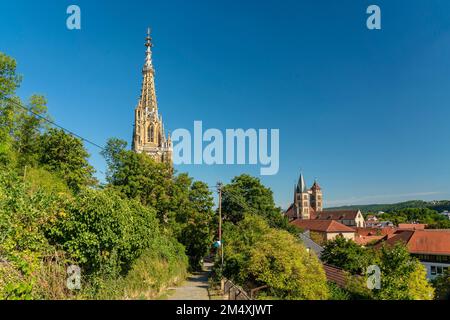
217, 182, 223, 267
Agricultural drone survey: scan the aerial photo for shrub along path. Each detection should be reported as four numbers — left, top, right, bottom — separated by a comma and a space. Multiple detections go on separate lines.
167, 262, 213, 300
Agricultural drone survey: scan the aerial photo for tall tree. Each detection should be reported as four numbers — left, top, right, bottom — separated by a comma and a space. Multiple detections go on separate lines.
222, 215, 329, 300
180, 181, 215, 270
221, 174, 289, 229
321, 237, 373, 275
375, 243, 434, 300
0, 52, 21, 98
15, 95, 51, 168
101, 138, 173, 220
432, 270, 450, 300
38, 128, 96, 192
0, 52, 22, 166
102, 138, 217, 270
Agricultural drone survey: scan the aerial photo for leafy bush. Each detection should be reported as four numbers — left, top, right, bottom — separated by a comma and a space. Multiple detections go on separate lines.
47, 188, 161, 277
83, 236, 188, 300
220, 215, 329, 300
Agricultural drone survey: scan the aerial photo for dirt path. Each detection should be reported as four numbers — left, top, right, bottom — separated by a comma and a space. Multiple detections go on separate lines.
167, 262, 213, 300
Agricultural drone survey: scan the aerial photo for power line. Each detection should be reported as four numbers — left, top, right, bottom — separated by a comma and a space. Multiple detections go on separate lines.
2, 97, 105, 151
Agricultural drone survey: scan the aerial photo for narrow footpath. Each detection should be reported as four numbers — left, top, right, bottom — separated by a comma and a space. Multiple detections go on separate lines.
167, 262, 213, 300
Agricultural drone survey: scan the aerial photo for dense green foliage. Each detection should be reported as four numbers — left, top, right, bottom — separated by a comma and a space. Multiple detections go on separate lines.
219, 215, 329, 300
377, 208, 450, 229
221, 174, 294, 231
0, 51, 205, 299
321, 238, 435, 300
329, 200, 450, 215
38, 128, 97, 192
432, 270, 450, 300
321, 237, 372, 275
102, 138, 216, 271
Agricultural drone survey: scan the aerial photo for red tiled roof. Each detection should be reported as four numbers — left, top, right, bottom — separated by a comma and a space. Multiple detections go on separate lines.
354, 227, 397, 237
323, 264, 347, 287
355, 235, 384, 245
290, 219, 356, 233
318, 210, 360, 220
285, 203, 295, 219
398, 223, 427, 230
377, 230, 450, 255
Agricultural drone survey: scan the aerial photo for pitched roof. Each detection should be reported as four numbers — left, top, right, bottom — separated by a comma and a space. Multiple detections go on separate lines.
323, 264, 348, 287
298, 231, 324, 258
290, 219, 356, 233
398, 223, 427, 230
318, 210, 361, 220
354, 227, 397, 237
355, 235, 385, 246
378, 230, 450, 255
285, 203, 295, 218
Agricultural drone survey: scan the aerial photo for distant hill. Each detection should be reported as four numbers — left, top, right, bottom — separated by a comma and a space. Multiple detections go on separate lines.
326, 200, 450, 213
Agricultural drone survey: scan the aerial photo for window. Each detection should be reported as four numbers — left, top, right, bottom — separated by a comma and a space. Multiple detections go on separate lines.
147, 126, 154, 142
437, 266, 443, 275
431, 266, 437, 275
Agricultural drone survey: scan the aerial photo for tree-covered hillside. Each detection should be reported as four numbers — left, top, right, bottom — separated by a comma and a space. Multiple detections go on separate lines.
328, 200, 450, 213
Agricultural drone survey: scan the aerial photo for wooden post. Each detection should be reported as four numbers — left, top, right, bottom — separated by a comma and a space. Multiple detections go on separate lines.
217, 182, 223, 267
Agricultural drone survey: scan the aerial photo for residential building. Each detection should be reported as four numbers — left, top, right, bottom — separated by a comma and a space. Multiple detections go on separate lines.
376, 229, 450, 280
317, 209, 366, 228
290, 219, 356, 245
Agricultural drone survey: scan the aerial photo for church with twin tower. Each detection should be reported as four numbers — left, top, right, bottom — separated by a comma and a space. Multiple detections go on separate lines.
132, 29, 173, 164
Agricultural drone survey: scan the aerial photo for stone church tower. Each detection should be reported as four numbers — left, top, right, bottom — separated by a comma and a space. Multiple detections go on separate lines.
292, 173, 324, 219
310, 180, 323, 212
132, 29, 172, 164
294, 173, 310, 219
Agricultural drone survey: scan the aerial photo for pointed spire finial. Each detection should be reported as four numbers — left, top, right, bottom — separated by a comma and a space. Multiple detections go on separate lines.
145, 27, 153, 48
144, 27, 153, 70
297, 170, 307, 193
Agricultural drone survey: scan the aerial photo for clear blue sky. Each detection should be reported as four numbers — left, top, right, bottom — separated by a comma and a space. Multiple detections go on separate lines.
2, 0, 450, 208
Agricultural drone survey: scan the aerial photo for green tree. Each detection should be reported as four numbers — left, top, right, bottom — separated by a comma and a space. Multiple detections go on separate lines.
101, 138, 172, 219
221, 174, 290, 230
321, 237, 373, 275
14, 95, 51, 168
101, 138, 216, 270
221, 215, 329, 300
47, 188, 160, 276
0, 52, 21, 98
180, 181, 215, 270
432, 269, 450, 300
375, 243, 434, 300
38, 128, 96, 192
0, 52, 22, 166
